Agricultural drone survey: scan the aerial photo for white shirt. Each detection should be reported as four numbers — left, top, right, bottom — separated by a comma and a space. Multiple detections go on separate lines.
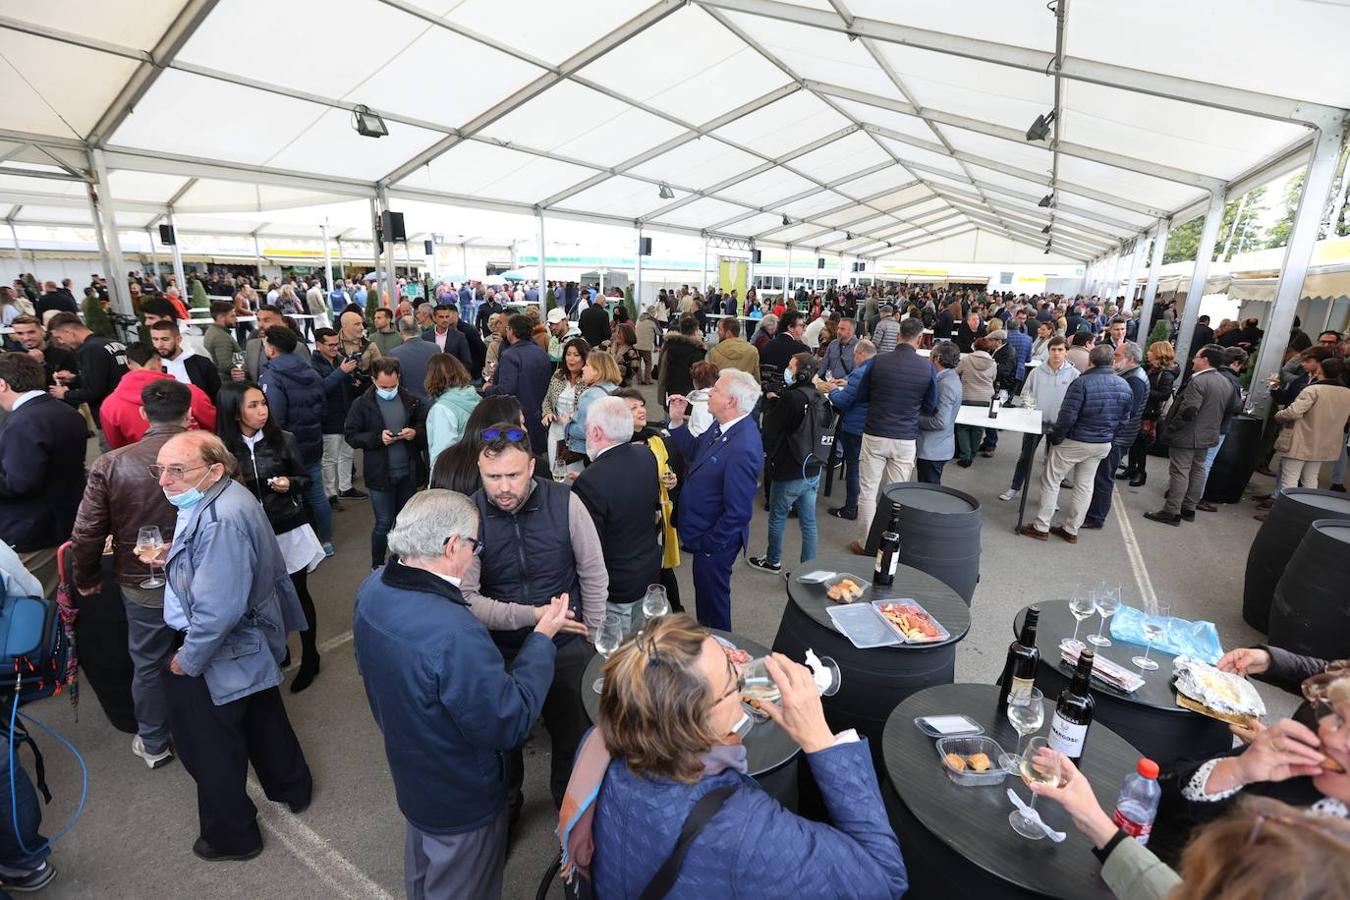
9, 390, 45, 412
433, 328, 449, 351
802, 316, 826, 350
718, 413, 749, 435
162, 347, 194, 385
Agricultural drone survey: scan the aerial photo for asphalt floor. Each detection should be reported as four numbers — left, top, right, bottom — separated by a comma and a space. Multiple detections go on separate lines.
29, 385, 1303, 899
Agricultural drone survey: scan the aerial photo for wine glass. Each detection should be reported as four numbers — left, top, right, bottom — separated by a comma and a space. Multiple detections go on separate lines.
641, 584, 670, 623
1132, 603, 1171, 671
1010, 737, 1061, 840
1068, 586, 1095, 643
591, 614, 623, 694
739, 652, 842, 720
1088, 584, 1121, 647
998, 688, 1044, 771
135, 526, 166, 589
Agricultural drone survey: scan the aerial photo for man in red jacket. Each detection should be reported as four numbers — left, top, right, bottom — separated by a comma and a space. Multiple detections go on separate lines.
100, 343, 215, 449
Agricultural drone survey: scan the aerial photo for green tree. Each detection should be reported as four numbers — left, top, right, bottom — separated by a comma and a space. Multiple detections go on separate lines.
545, 287, 557, 313
82, 294, 115, 337
1163, 216, 1202, 264
189, 276, 209, 310
1162, 187, 1268, 265
1264, 171, 1305, 250
623, 285, 636, 321
1147, 319, 1171, 346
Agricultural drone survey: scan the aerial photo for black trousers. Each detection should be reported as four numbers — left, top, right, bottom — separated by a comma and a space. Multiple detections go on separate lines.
1084, 445, 1125, 526
504, 637, 593, 813
916, 458, 946, 484
162, 672, 312, 854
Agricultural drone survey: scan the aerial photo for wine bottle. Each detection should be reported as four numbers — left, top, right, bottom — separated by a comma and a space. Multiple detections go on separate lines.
873, 507, 900, 586
1049, 648, 1096, 763
996, 606, 1041, 710
988, 394, 1000, 419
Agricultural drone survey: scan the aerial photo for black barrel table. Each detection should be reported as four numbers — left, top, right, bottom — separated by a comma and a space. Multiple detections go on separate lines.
1269, 519, 1350, 660
775, 554, 970, 767
1202, 414, 1261, 503
861, 482, 982, 605
884, 683, 1137, 900
1012, 601, 1231, 765
580, 628, 801, 808
1243, 488, 1350, 631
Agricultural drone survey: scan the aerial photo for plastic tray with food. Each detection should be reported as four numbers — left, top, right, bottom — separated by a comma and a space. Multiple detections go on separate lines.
935, 735, 1009, 786
821, 573, 868, 604
873, 599, 950, 644
825, 603, 904, 649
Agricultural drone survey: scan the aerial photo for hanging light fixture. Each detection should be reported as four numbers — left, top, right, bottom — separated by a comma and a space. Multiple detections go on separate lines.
1044, 240, 1053, 254
657, 183, 675, 200
352, 105, 388, 138
1038, 193, 1054, 208
1041, 223, 1052, 234
781, 214, 791, 226
1025, 111, 1057, 142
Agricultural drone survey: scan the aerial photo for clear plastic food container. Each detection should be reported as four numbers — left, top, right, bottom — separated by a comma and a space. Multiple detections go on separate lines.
935, 735, 1009, 786
820, 573, 869, 604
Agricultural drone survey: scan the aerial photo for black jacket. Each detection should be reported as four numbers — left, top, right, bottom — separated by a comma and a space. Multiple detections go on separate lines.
182, 354, 222, 401
422, 326, 474, 375
758, 333, 809, 397
579, 304, 612, 347
857, 345, 936, 441
1143, 365, 1178, 421
35, 291, 78, 320
0, 393, 88, 552
229, 431, 311, 534
66, 336, 129, 427
992, 343, 1018, 393
762, 381, 827, 482
572, 442, 661, 606
656, 334, 705, 405
456, 321, 486, 378
311, 353, 357, 434
344, 387, 428, 489
955, 319, 984, 353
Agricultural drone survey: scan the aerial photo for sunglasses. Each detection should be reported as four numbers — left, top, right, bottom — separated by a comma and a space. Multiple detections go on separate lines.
482, 426, 527, 443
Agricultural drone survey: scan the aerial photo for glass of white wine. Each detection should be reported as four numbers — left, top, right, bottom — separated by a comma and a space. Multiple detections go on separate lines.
998, 688, 1044, 771
1068, 585, 1095, 643
1132, 603, 1171, 671
641, 584, 670, 624
1088, 583, 1121, 647
591, 614, 624, 694
135, 525, 166, 589
739, 653, 841, 720
1010, 736, 1061, 840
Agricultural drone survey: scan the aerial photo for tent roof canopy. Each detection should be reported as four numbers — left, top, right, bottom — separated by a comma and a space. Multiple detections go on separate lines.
2, 0, 1347, 265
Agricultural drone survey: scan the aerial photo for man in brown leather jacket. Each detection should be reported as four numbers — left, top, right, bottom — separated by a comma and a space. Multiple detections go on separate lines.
69, 379, 191, 770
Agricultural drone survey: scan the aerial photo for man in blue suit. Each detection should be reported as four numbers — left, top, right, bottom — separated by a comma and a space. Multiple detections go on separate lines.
665, 369, 763, 630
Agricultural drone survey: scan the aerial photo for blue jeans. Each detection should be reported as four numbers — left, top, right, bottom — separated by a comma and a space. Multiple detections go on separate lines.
765, 474, 820, 565
837, 431, 862, 513
370, 474, 417, 568
303, 461, 333, 543
0, 733, 49, 872
1202, 432, 1227, 477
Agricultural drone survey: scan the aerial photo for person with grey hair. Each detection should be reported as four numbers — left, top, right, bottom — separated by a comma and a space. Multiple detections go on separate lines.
388, 315, 441, 403
572, 396, 661, 631
1081, 341, 1150, 529
353, 489, 574, 900
824, 339, 878, 520
665, 369, 764, 629
871, 304, 900, 354
917, 341, 963, 484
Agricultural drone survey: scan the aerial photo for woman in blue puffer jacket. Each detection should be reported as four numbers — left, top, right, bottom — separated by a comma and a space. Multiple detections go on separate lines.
558, 615, 908, 899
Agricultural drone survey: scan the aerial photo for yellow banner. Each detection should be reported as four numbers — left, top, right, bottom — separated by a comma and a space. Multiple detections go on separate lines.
718, 258, 748, 296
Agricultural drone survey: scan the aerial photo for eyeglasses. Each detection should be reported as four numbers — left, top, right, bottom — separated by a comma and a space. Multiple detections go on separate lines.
482, 426, 527, 443
443, 534, 482, 556
1246, 810, 1350, 847
147, 462, 209, 480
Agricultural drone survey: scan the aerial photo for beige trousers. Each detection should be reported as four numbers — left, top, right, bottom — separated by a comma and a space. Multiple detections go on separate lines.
1032, 439, 1111, 536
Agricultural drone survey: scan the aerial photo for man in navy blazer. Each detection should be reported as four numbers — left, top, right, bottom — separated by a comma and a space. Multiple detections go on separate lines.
665, 368, 763, 630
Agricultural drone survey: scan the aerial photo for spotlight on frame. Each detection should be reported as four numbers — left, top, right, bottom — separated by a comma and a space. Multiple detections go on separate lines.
1025, 111, 1057, 142
657, 183, 675, 200
352, 105, 388, 138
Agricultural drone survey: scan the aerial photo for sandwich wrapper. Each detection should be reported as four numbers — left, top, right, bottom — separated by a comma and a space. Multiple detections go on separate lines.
1059, 639, 1145, 694
1172, 656, 1266, 726
1110, 606, 1223, 664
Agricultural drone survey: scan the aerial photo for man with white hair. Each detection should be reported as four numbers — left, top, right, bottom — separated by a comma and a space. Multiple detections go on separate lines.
666, 369, 764, 630
353, 490, 573, 899
572, 396, 662, 632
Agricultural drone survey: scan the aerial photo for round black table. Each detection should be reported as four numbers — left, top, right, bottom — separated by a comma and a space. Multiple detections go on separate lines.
884, 684, 1137, 899
775, 555, 970, 767
1012, 601, 1232, 765
580, 628, 801, 808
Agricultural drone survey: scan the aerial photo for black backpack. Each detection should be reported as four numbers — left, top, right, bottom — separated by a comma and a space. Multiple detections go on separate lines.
782, 387, 836, 474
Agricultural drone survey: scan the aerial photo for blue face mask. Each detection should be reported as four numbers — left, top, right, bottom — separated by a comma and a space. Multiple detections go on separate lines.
783, 369, 796, 386
376, 386, 399, 401
164, 468, 212, 509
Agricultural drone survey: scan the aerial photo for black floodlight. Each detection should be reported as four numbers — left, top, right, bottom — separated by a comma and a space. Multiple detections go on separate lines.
1041, 223, 1051, 234
352, 105, 388, 138
1038, 193, 1054, 208
1044, 241, 1053, 254
657, 183, 675, 200
781, 214, 791, 226
1025, 110, 1057, 142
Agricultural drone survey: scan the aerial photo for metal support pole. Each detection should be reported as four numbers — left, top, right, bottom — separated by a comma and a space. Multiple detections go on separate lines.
635, 226, 644, 310
747, 241, 756, 298
1106, 248, 1125, 302
368, 196, 381, 289
253, 233, 264, 279
87, 148, 131, 316
461, 243, 469, 280
701, 239, 709, 292
1249, 116, 1349, 415
147, 228, 160, 288
1173, 189, 1228, 367
785, 244, 793, 298
1122, 237, 1144, 312
378, 185, 397, 310
1220, 192, 1249, 261
1137, 219, 1170, 344
321, 219, 333, 293
337, 238, 346, 283
427, 235, 437, 284
535, 210, 546, 315
8, 220, 22, 267
166, 209, 187, 308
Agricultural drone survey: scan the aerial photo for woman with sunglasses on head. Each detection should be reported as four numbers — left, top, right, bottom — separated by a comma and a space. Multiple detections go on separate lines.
558, 614, 907, 899
430, 395, 527, 495
215, 382, 326, 692
541, 337, 591, 481
564, 351, 621, 464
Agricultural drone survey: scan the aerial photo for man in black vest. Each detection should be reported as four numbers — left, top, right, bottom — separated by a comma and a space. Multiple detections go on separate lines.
572, 396, 661, 633
460, 426, 606, 815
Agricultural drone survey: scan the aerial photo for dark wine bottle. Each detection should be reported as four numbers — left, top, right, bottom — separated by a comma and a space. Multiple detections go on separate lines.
996, 606, 1041, 711
1048, 648, 1096, 763
873, 507, 900, 586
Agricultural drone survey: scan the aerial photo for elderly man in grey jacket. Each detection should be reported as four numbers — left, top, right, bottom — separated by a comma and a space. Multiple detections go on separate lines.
156, 431, 312, 862
1145, 345, 1236, 526
916, 342, 963, 484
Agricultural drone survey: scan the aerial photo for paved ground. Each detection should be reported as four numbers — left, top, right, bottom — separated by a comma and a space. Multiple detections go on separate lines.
31, 389, 1300, 899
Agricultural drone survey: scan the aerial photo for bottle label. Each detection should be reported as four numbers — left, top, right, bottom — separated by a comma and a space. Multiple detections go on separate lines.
1009, 676, 1035, 703
1048, 713, 1088, 756
1112, 809, 1153, 845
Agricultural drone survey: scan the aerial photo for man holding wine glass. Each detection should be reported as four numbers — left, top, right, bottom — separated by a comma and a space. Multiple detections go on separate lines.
70, 379, 193, 770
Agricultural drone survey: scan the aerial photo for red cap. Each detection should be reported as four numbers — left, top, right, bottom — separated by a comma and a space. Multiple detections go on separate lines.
1138, 758, 1159, 779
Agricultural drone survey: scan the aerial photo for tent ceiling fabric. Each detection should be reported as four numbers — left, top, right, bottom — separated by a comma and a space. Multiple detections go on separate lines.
2, 0, 1348, 265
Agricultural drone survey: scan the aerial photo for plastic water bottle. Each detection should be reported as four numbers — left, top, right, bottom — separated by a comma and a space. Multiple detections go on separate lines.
1111, 758, 1161, 845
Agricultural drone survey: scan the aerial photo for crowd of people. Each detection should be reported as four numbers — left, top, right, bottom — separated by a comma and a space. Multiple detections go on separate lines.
2, 266, 1349, 897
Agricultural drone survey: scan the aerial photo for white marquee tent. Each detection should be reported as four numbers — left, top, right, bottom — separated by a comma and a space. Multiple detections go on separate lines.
1, 0, 1348, 408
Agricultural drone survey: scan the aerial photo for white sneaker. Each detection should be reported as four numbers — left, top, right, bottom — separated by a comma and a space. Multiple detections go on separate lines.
999, 488, 1021, 501
132, 735, 174, 769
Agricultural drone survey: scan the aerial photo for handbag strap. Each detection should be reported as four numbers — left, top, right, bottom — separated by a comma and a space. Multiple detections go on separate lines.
638, 786, 735, 900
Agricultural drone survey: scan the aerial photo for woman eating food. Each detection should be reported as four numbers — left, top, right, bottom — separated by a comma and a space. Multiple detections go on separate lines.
558, 614, 907, 899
